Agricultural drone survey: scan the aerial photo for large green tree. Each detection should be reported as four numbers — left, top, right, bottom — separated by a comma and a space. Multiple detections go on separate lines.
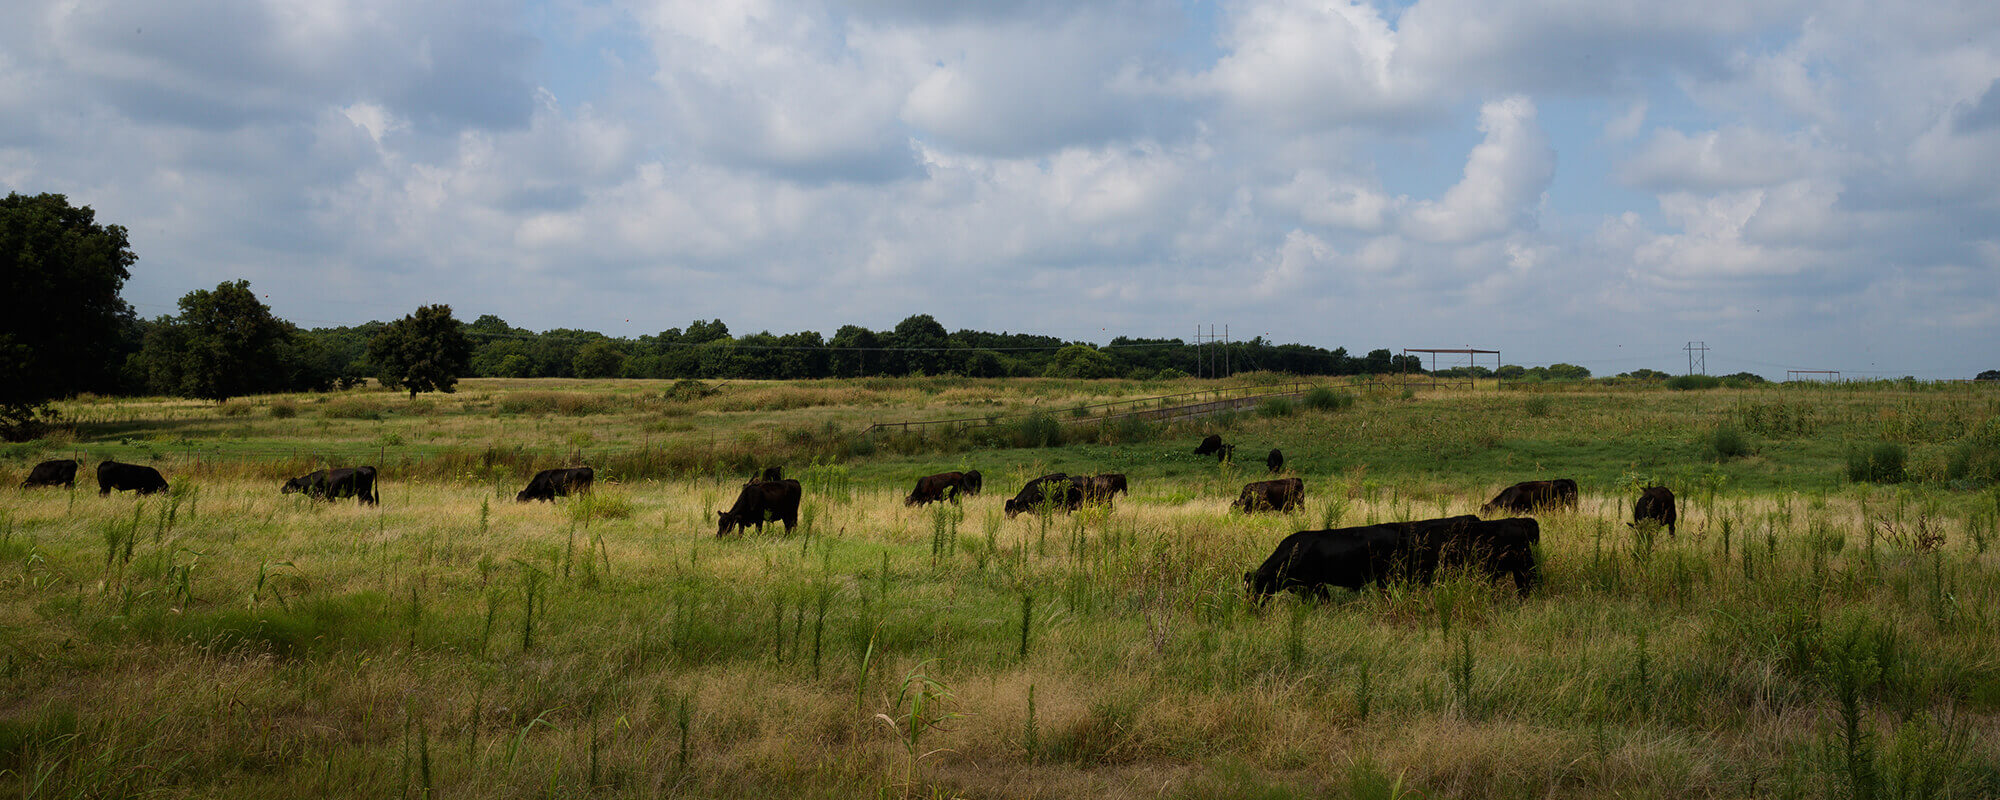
1043, 344, 1119, 379
888, 314, 949, 375
572, 340, 627, 378
0, 193, 138, 437
138, 280, 293, 402
369, 305, 472, 397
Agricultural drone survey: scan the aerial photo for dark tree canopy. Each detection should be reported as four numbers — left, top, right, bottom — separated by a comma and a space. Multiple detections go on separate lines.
139, 280, 291, 402
0, 193, 137, 436
889, 314, 949, 375
573, 340, 627, 378
1979, 370, 2000, 382
369, 305, 472, 397
1044, 345, 1119, 379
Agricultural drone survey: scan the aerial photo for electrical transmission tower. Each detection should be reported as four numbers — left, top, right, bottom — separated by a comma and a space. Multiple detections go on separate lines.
1684, 341, 1709, 376
1194, 324, 1232, 378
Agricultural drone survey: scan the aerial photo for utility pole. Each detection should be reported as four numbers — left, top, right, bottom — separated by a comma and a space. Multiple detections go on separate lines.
1684, 341, 1709, 376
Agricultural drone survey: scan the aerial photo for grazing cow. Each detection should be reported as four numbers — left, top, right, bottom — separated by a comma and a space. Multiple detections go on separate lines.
906, 471, 967, 506
1387, 515, 1539, 595
1243, 524, 1406, 601
1480, 479, 1579, 515
717, 479, 803, 536
1632, 486, 1678, 536
1003, 473, 1085, 518
1195, 435, 1236, 460
97, 461, 168, 496
1244, 516, 1540, 602
282, 466, 380, 505
21, 459, 79, 488
1234, 477, 1305, 513
515, 467, 596, 502
961, 470, 983, 496
1083, 473, 1128, 502
1266, 448, 1284, 473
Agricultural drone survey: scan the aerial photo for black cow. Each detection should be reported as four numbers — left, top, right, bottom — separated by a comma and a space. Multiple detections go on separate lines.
1083, 473, 1128, 502
1244, 516, 1540, 602
516, 467, 595, 502
961, 470, 983, 496
906, 471, 967, 506
1480, 479, 1578, 515
717, 479, 803, 536
1266, 448, 1284, 473
1195, 435, 1237, 461
282, 466, 380, 505
1244, 524, 1405, 600
1004, 473, 1085, 518
97, 461, 168, 496
1633, 486, 1677, 536
1387, 515, 1539, 595
21, 459, 79, 488
1234, 477, 1305, 513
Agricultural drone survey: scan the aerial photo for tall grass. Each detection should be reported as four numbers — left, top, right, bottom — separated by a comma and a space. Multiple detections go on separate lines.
2, 380, 1997, 798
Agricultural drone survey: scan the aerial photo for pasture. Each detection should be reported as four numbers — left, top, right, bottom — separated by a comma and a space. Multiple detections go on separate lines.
2, 376, 1998, 798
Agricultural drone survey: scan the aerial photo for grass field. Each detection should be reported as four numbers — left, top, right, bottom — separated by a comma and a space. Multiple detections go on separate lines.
2, 377, 1998, 798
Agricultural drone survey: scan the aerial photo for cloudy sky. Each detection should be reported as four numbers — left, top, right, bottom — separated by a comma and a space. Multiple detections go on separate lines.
6, 0, 1999, 378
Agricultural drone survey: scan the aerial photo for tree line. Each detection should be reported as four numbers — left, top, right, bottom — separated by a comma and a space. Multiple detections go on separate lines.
3, 192, 1437, 438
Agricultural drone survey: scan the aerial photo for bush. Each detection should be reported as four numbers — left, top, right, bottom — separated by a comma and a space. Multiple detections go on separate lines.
665, 379, 718, 402
1257, 397, 1297, 418
320, 397, 383, 420
217, 399, 253, 417
1668, 375, 1723, 391
1523, 394, 1552, 418
1947, 419, 2000, 485
1154, 368, 1189, 380
1302, 387, 1354, 412
1008, 413, 1062, 449
269, 399, 299, 419
1710, 425, 1751, 460
1847, 442, 1908, 484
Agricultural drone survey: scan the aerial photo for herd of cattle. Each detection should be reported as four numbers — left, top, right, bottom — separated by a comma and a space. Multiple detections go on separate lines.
17, 437, 1682, 602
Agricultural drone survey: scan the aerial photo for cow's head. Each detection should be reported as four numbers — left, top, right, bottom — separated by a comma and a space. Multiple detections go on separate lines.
716, 512, 741, 537
515, 489, 537, 503
281, 477, 308, 494
1003, 499, 1022, 518
1243, 570, 1277, 605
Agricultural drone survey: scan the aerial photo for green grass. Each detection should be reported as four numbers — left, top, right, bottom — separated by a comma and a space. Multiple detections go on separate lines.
2, 377, 1998, 797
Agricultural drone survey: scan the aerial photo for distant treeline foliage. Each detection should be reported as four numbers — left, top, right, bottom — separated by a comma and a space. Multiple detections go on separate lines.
293, 313, 1428, 382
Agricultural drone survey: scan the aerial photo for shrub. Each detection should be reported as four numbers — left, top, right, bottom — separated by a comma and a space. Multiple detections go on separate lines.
320, 397, 384, 420
1257, 397, 1296, 418
1153, 368, 1189, 380
1711, 425, 1751, 460
217, 399, 253, 417
1009, 413, 1062, 448
497, 392, 614, 416
1947, 419, 2000, 485
1302, 387, 1354, 412
1668, 375, 1723, 391
665, 379, 718, 402
269, 399, 299, 419
1523, 394, 1552, 418
1840, 440, 1904, 484
1846, 442, 1908, 484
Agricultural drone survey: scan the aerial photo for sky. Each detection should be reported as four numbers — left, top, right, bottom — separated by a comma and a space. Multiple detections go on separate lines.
5, 0, 2000, 379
